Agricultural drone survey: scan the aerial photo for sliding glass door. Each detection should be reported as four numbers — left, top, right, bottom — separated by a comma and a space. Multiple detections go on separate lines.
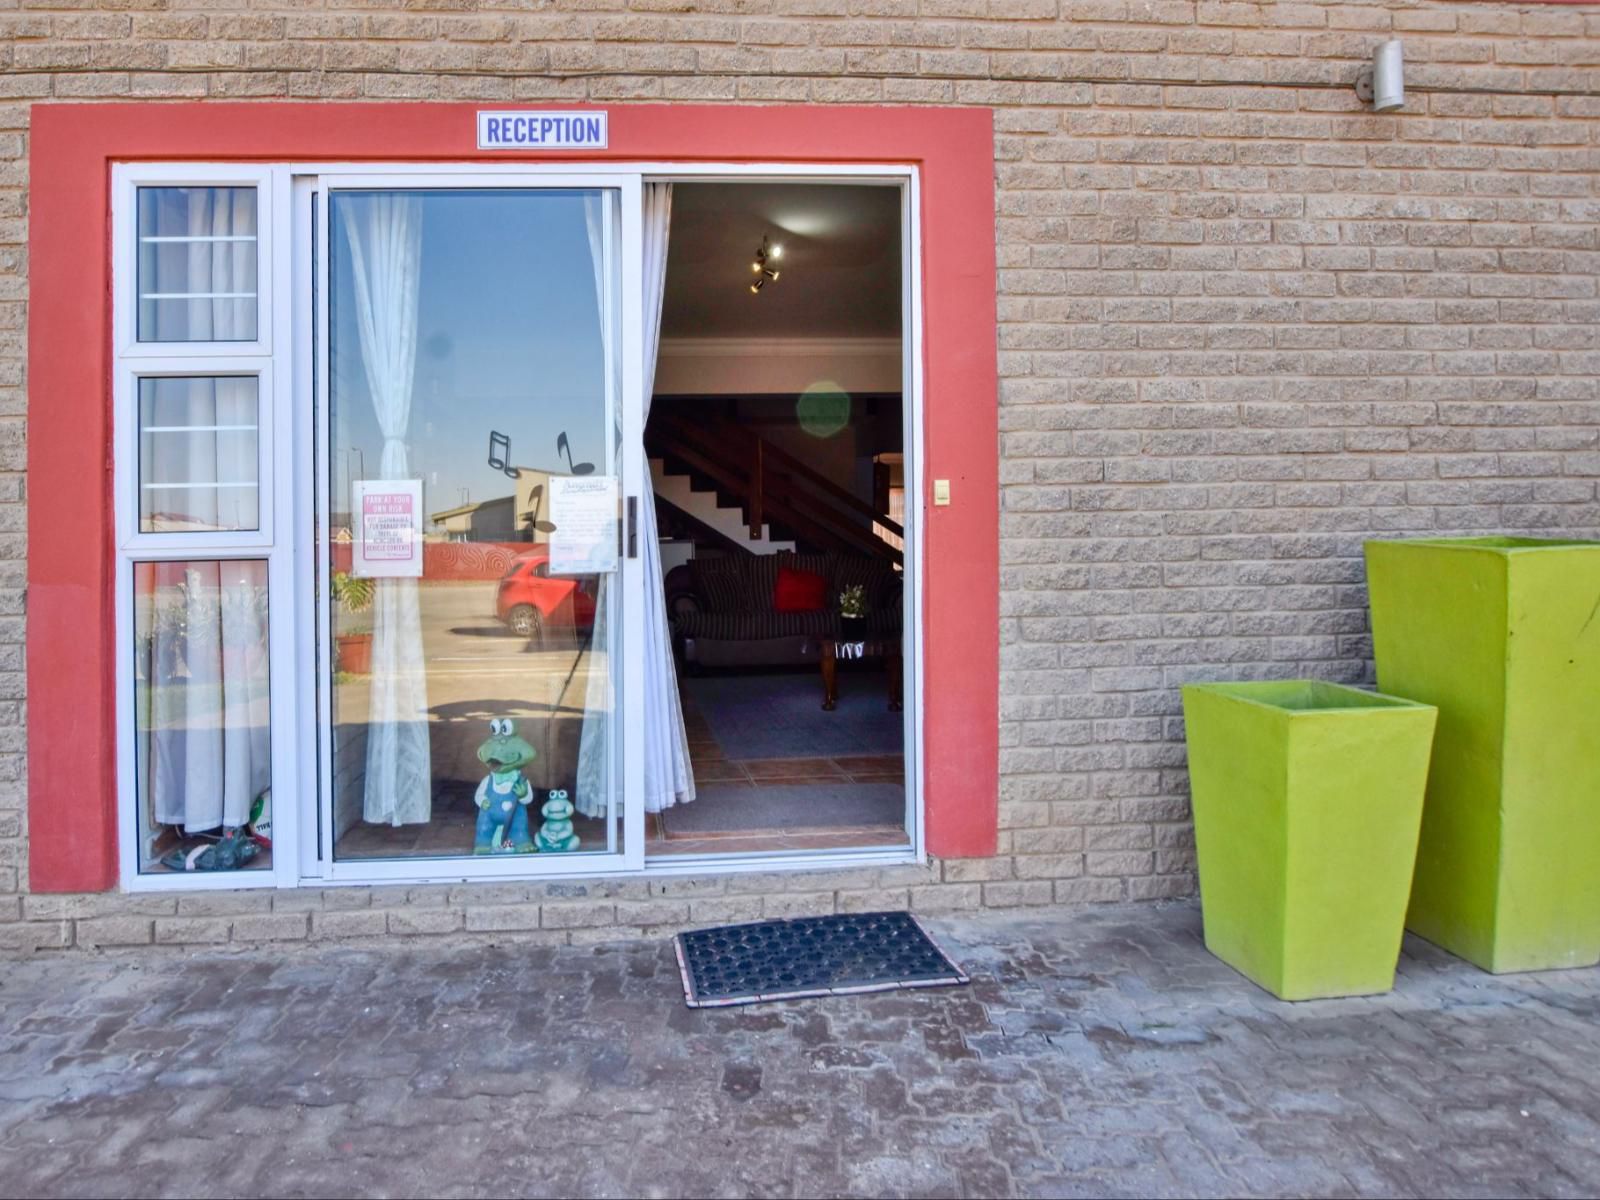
310, 174, 644, 880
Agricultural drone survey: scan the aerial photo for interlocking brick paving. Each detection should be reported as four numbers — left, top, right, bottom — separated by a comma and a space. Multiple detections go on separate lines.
3, 901, 1599, 1199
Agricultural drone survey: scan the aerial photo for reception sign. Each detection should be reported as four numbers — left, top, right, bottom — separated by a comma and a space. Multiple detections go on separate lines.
478, 111, 608, 150
352, 480, 423, 579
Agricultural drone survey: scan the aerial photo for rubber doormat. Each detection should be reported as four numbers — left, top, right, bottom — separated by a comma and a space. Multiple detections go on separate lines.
674, 911, 970, 1008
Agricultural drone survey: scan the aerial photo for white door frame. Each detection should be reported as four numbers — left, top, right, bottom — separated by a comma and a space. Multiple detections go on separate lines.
204, 159, 925, 890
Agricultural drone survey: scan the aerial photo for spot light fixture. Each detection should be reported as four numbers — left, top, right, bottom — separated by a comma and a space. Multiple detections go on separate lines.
1355, 39, 1405, 113
749, 235, 783, 294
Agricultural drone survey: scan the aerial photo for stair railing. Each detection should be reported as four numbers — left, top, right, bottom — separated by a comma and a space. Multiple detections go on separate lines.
649, 409, 903, 566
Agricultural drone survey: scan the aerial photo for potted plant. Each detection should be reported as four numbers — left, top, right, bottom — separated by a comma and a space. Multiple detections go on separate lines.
331, 570, 375, 675
1366, 537, 1600, 973
838, 583, 868, 642
1182, 679, 1437, 1000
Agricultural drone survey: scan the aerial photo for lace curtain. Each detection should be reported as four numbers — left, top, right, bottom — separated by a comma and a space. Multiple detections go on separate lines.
575, 183, 696, 819
337, 194, 433, 827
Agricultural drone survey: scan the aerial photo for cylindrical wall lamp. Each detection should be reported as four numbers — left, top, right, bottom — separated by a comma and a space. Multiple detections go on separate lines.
1372, 40, 1404, 112
1357, 39, 1405, 112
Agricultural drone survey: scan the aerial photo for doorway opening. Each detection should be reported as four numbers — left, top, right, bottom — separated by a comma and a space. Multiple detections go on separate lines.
645, 181, 912, 859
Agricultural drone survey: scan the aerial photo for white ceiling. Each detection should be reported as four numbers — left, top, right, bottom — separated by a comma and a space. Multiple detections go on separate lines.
661, 183, 903, 339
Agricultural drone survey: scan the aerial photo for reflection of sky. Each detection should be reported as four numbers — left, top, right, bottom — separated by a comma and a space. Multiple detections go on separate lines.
331, 190, 611, 523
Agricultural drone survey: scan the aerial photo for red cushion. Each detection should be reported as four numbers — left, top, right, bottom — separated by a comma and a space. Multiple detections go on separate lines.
773, 566, 827, 613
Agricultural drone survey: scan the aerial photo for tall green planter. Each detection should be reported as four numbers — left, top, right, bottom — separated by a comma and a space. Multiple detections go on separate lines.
1365, 537, 1600, 973
1182, 681, 1437, 1001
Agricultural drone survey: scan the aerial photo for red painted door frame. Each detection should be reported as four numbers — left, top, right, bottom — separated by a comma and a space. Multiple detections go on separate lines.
26, 103, 999, 892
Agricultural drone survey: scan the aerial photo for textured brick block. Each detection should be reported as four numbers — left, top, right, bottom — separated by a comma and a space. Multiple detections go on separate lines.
464, 905, 543, 933
540, 903, 616, 930
76, 917, 154, 947
311, 910, 390, 939
155, 917, 233, 945
231, 913, 310, 942
386, 909, 464, 937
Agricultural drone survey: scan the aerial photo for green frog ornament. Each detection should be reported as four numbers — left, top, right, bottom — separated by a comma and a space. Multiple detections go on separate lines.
535, 788, 580, 853
473, 718, 537, 854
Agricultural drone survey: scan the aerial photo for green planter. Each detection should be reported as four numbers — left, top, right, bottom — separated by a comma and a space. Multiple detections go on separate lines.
1182, 680, 1438, 1001
1365, 537, 1600, 973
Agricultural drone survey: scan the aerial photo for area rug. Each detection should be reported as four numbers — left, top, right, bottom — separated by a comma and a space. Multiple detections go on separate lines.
674, 911, 970, 1007
659, 781, 905, 836
684, 670, 904, 760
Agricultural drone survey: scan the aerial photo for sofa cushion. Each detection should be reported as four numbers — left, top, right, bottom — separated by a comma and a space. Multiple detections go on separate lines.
689, 559, 749, 613
774, 566, 827, 613
744, 552, 784, 611
677, 608, 836, 641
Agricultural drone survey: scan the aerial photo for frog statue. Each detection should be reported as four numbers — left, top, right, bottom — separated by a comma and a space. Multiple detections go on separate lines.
535, 789, 580, 853
473, 718, 537, 854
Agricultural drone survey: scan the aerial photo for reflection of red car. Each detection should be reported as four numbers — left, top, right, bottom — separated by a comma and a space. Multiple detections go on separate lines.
495, 550, 597, 642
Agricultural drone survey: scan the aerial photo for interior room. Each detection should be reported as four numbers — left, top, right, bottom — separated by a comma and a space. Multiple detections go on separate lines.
646, 181, 909, 857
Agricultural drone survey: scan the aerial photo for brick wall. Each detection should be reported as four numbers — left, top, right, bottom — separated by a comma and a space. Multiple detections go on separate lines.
3, 0, 1598, 951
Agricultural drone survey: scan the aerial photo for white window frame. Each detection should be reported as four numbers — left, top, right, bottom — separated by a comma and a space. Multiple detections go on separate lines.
114, 164, 275, 361
112, 163, 300, 891
112, 159, 926, 892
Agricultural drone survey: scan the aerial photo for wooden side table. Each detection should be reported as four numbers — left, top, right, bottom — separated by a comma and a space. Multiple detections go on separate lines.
820, 637, 903, 712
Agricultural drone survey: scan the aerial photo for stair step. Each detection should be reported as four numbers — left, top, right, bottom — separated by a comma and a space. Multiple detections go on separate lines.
649, 458, 795, 554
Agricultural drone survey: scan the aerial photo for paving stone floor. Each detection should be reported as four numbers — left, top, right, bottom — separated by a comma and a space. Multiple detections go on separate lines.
3, 900, 1600, 1199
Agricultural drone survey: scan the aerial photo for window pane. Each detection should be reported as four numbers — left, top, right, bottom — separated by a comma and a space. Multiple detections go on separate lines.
138, 376, 260, 533
326, 188, 619, 862
133, 560, 271, 874
137, 186, 259, 342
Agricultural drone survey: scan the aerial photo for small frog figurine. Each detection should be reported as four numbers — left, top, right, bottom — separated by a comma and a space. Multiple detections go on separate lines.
473, 718, 537, 854
535, 788, 580, 853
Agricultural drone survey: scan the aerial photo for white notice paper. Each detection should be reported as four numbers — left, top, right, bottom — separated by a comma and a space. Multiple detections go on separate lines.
548, 475, 619, 575
352, 480, 423, 579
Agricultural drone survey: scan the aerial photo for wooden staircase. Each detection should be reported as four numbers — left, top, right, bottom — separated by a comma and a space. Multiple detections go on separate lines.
647, 409, 903, 565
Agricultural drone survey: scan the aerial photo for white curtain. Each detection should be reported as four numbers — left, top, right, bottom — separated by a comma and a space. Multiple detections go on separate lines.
140, 377, 258, 533
148, 561, 271, 833
338, 195, 433, 827
143, 185, 257, 342
576, 183, 696, 818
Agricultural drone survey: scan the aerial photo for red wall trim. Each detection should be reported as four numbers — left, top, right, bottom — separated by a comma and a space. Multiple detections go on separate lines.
26, 103, 1000, 892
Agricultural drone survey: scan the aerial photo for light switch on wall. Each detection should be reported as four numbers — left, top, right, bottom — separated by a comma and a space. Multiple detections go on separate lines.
933, 479, 951, 506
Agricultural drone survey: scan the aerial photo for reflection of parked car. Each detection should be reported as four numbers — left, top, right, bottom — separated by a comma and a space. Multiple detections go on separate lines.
495, 550, 597, 642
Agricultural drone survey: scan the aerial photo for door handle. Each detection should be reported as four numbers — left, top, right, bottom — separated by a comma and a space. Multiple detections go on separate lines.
626, 496, 638, 559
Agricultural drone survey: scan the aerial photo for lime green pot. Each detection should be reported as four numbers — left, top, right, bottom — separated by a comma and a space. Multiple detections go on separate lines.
1182, 680, 1438, 1001
1365, 537, 1600, 973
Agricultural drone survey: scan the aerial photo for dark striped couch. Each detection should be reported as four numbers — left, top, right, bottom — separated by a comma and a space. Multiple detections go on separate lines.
665, 551, 903, 669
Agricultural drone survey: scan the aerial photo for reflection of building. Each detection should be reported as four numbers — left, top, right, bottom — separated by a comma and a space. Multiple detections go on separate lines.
429, 468, 556, 543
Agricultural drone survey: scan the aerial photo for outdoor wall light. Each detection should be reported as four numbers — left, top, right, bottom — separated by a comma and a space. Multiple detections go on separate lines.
1356, 39, 1405, 112
749, 236, 782, 294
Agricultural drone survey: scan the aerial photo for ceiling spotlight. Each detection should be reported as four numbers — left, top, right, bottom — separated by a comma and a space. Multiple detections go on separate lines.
748, 235, 785, 296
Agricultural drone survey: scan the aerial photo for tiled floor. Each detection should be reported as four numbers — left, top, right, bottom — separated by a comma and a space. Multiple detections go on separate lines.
661, 677, 908, 857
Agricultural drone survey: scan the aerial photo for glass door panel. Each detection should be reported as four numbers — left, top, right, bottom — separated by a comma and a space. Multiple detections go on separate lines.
320, 183, 633, 872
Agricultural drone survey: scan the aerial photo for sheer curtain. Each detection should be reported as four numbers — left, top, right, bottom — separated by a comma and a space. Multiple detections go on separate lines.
576, 183, 696, 819
338, 195, 433, 827
148, 560, 271, 833
140, 377, 258, 533
141, 185, 257, 342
